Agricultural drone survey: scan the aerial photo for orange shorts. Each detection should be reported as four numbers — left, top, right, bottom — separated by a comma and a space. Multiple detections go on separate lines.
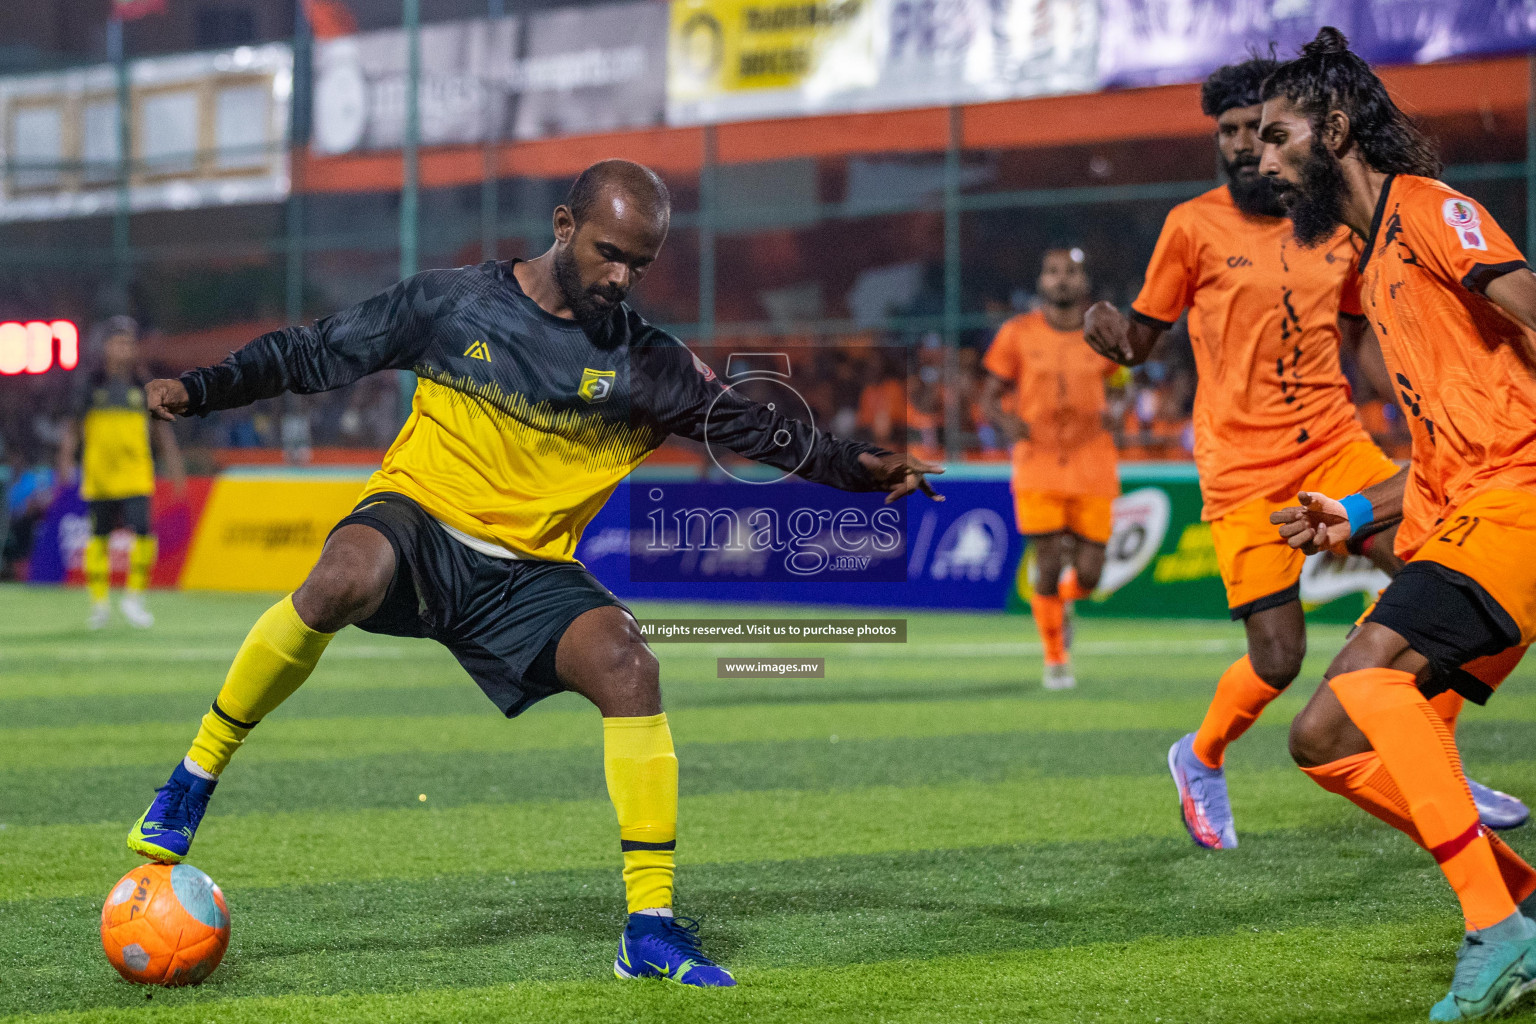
1209, 439, 1400, 618
1412, 489, 1536, 647
1013, 490, 1114, 544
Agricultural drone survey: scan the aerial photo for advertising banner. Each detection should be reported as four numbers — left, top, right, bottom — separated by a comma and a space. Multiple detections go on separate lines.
1098, 0, 1536, 90
177, 473, 366, 592
25, 465, 1384, 623
584, 477, 1024, 608
0, 45, 292, 222
311, 4, 667, 156
666, 0, 1096, 125
29, 477, 212, 587
1005, 466, 1382, 623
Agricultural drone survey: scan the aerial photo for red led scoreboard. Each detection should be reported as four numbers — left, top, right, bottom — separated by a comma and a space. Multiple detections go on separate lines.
0, 320, 79, 375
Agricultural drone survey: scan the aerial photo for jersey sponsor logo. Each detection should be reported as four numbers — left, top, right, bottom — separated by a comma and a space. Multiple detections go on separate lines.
463, 340, 492, 362
579, 367, 616, 403
1443, 197, 1487, 250
1225, 255, 1252, 268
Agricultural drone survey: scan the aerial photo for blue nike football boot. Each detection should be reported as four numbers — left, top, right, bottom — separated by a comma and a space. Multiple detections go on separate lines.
1469, 778, 1531, 831
1169, 732, 1238, 849
127, 761, 217, 863
614, 913, 736, 987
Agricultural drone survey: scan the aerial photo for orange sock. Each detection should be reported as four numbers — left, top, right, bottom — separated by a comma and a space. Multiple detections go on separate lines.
1030, 594, 1067, 666
1429, 690, 1464, 732
1191, 656, 1283, 769
1492, 832, 1536, 906
1059, 568, 1089, 603
1302, 750, 1419, 835
1302, 750, 1536, 905
1330, 668, 1516, 930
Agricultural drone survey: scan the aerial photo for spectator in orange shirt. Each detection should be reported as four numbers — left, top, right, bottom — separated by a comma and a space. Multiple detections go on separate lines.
856, 352, 906, 447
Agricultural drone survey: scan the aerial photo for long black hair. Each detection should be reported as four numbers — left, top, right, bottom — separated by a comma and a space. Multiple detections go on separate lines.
1261, 27, 1441, 177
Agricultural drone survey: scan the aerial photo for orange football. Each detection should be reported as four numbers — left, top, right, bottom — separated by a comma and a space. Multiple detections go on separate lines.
100, 863, 230, 986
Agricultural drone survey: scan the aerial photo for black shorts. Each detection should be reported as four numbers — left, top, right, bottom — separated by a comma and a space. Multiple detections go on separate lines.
1364, 560, 1521, 705
88, 496, 151, 537
332, 492, 626, 717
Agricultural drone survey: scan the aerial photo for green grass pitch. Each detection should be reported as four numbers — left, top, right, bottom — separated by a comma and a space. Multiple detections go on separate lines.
5, 585, 1536, 1023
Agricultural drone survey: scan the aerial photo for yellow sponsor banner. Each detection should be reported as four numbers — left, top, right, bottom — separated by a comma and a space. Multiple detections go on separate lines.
179, 475, 368, 592
668, 0, 876, 119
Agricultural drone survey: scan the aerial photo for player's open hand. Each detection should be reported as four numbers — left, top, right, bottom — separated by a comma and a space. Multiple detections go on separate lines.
1084, 301, 1135, 364
1270, 491, 1350, 555
859, 452, 944, 505
145, 379, 191, 421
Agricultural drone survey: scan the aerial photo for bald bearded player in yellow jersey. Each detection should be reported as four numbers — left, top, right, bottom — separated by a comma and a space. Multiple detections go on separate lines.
123, 161, 940, 988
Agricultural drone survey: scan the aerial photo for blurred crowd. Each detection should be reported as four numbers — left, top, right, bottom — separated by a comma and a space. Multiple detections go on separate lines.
0, 277, 1413, 577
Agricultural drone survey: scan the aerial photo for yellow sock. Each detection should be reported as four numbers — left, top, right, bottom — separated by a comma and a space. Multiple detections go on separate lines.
604, 713, 678, 913
186, 595, 334, 776
126, 534, 157, 593
84, 536, 110, 602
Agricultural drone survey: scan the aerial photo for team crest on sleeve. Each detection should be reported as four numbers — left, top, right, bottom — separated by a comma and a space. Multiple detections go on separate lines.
1443, 197, 1487, 251
578, 367, 616, 403
690, 351, 717, 381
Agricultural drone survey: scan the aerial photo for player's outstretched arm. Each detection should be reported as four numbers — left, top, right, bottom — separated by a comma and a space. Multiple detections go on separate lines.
856, 451, 944, 505
1084, 301, 1163, 366
697, 384, 943, 501
163, 269, 467, 418
640, 339, 942, 501
1269, 467, 1407, 554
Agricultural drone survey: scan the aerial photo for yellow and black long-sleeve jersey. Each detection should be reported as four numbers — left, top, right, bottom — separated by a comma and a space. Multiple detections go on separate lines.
179, 260, 886, 561
73, 371, 156, 501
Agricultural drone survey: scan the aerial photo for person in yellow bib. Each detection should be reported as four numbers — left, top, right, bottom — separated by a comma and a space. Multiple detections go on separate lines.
57, 317, 185, 629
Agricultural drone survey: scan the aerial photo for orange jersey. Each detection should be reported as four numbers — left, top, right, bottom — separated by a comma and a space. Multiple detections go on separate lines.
1132, 185, 1375, 520
983, 310, 1119, 497
1355, 174, 1536, 554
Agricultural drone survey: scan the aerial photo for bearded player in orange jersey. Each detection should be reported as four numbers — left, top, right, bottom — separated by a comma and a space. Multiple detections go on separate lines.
1084, 57, 1526, 851
1260, 29, 1536, 1019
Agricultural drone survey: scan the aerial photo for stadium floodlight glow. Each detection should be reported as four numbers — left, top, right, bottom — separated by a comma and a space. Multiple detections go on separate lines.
0, 320, 80, 375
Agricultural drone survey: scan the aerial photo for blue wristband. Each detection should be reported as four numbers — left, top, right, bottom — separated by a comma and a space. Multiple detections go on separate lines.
1338, 493, 1374, 537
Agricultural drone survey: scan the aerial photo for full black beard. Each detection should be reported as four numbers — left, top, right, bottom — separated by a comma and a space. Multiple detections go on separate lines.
553, 246, 623, 331
1282, 137, 1349, 248
1223, 155, 1287, 218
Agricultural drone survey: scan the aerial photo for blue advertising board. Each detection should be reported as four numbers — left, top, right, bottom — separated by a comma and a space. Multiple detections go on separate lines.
1098, 0, 1536, 90
580, 477, 1023, 609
